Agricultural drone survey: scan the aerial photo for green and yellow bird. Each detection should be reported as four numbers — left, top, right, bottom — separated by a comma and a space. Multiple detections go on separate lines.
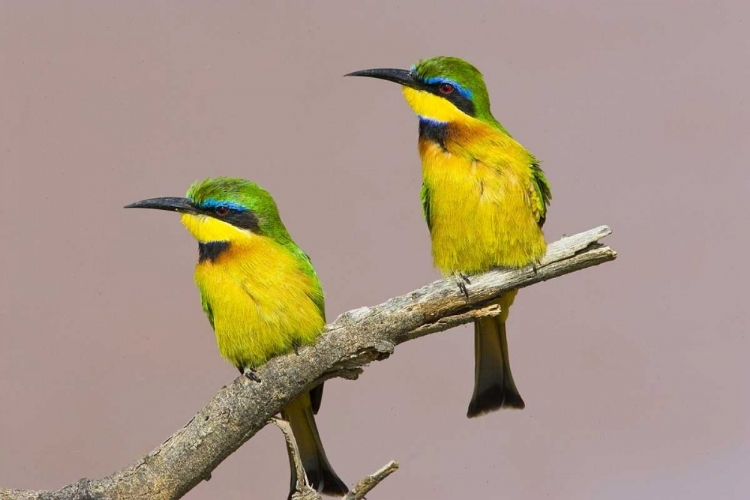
125, 177, 348, 498
347, 57, 551, 417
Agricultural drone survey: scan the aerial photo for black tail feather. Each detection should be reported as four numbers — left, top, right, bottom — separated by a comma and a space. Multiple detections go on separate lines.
283, 391, 348, 498
309, 382, 324, 415
467, 315, 525, 418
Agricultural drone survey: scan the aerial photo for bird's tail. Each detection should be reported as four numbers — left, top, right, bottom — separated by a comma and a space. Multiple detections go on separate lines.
282, 391, 348, 498
467, 290, 525, 418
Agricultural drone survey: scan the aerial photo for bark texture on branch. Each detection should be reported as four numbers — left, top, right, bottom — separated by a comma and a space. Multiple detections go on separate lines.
269, 418, 399, 500
0, 226, 616, 500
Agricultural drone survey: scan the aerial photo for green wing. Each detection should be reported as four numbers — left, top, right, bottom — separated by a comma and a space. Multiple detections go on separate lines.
200, 290, 216, 331
303, 253, 326, 322
290, 246, 326, 322
292, 248, 326, 414
530, 162, 552, 227
420, 181, 433, 233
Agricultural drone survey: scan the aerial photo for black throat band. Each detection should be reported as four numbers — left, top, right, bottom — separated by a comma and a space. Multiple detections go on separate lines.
419, 118, 449, 151
198, 241, 231, 263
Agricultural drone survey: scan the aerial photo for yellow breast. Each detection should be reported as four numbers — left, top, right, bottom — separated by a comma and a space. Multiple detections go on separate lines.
184, 215, 325, 369
420, 124, 546, 275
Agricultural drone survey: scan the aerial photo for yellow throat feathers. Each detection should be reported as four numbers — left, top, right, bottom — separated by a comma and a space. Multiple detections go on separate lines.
180, 213, 250, 243
402, 87, 472, 124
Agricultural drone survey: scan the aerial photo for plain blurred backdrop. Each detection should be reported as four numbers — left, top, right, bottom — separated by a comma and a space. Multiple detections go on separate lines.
2, 1, 749, 499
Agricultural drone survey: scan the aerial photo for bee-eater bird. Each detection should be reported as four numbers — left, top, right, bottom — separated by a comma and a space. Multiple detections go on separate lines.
125, 177, 348, 498
347, 57, 551, 418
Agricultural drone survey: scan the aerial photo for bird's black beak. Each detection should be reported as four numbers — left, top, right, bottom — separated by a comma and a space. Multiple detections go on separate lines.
345, 68, 419, 88
124, 197, 198, 214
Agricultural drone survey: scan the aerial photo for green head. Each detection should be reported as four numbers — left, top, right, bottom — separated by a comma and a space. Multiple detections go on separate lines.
125, 177, 292, 244
347, 56, 504, 129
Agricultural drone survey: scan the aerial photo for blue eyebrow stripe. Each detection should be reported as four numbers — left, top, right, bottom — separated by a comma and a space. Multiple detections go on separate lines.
199, 198, 247, 211
421, 77, 473, 99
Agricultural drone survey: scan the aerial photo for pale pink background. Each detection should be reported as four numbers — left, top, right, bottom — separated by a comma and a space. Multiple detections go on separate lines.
2, 2, 748, 499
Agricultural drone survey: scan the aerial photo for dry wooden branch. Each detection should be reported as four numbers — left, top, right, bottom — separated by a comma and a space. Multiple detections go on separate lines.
270, 418, 320, 500
0, 226, 616, 500
269, 418, 399, 500
343, 461, 399, 500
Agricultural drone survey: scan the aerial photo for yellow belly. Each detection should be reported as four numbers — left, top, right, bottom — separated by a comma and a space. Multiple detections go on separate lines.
194, 237, 325, 370
421, 141, 546, 274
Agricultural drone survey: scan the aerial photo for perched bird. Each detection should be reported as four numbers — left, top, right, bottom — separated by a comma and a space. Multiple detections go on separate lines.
347, 57, 551, 417
125, 177, 348, 498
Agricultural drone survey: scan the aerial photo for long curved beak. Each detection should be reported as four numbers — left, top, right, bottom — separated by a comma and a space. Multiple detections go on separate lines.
344, 68, 418, 88
124, 197, 198, 214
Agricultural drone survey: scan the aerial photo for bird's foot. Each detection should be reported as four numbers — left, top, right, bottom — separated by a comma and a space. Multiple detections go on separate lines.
531, 258, 544, 275
455, 273, 471, 299
243, 367, 262, 383
291, 339, 301, 356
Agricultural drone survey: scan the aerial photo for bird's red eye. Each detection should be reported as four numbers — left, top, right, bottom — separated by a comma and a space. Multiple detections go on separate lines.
439, 83, 455, 95
215, 206, 229, 216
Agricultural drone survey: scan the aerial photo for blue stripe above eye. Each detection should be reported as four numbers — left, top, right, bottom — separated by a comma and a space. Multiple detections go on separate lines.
422, 77, 473, 99
199, 198, 247, 211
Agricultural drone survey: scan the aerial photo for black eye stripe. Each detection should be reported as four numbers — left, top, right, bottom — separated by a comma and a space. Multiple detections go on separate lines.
426, 83, 475, 116
223, 210, 261, 233
196, 204, 261, 233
